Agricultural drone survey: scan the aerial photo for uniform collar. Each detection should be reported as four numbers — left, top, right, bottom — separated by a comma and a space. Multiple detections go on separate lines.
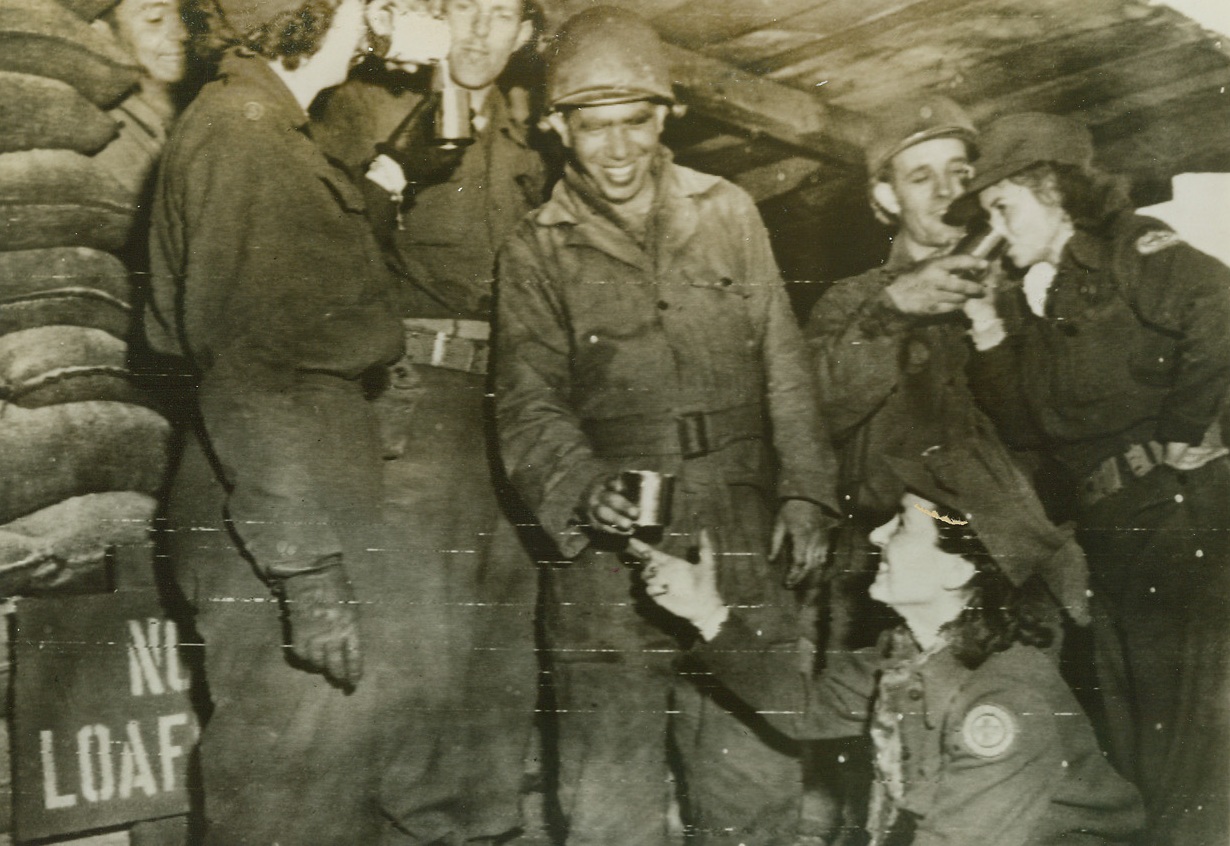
1063, 228, 1106, 271
880, 626, 973, 729
218, 51, 312, 134
535, 152, 723, 271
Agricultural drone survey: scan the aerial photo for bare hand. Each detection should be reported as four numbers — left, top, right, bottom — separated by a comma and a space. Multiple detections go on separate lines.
281, 563, 363, 687
886, 254, 990, 316
771, 499, 833, 588
629, 531, 724, 625
583, 474, 638, 535
1164, 441, 1230, 471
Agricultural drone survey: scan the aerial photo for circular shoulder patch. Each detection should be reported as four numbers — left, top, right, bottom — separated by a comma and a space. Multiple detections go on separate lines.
962, 704, 1017, 758
242, 101, 265, 122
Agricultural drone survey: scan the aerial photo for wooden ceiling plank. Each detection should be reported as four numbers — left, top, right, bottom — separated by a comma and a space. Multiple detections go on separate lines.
664, 42, 870, 169
967, 42, 1229, 124
650, 0, 828, 50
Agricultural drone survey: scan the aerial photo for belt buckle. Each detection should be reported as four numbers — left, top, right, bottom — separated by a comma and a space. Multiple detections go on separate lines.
677, 411, 709, 459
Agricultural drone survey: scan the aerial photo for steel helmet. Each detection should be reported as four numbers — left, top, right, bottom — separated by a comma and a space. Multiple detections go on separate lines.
546, 6, 675, 110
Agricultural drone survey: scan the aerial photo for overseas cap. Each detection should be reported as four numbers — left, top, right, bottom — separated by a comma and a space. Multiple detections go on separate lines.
947, 112, 1094, 222
865, 95, 976, 178
886, 440, 1091, 625
546, 6, 674, 109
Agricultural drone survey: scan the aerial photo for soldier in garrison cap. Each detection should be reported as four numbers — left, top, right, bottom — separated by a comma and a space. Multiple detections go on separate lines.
804, 94, 1034, 839
952, 111, 1230, 846
142, 1, 458, 842
494, 6, 840, 843
635, 441, 1145, 846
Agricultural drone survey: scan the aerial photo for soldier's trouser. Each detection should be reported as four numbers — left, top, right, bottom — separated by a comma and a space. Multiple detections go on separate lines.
168, 437, 447, 846
376, 366, 539, 844
546, 542, 801, 846
1078, 458, 1230, 846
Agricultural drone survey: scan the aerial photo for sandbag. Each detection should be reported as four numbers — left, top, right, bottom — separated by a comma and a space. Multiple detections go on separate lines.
0, 325, 140, 407
0, 149, 135, 252
58, 0, 121, 22
0, 289, 131, 338
0, 401, 168, 524
0, 247, 130, 305
0, 491, 154, 593
0, 72, 118, 154
0, 0, 138, 107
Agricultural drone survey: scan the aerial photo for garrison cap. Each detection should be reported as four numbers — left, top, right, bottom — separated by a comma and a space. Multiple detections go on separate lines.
886, 440, 1091, 625
947, 112, 1094, 223
866, 94, 976, 178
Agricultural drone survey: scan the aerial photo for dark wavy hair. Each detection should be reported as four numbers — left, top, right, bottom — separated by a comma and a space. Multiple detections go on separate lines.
1008, 161, 1133, 238
931, 504, 1054, 669
242, 0, 337, 69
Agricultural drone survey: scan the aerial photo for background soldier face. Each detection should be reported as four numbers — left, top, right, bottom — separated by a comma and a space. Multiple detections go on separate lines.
444, 0, 531, 89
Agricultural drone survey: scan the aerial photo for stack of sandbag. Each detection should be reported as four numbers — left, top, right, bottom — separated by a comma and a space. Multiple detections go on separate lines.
0, 0, 169, 596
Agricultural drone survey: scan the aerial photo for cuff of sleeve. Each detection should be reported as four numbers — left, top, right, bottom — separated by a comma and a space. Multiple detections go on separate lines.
695, 605, 731, 642
967, 317, 1007, 351
856, 289, 911, 338
1156, 417, 1211, 447
538, 461, 613, 560
267, 552, 344, 580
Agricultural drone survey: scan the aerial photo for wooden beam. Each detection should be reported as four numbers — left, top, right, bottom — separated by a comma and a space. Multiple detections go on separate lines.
664, 43, 869, 169
730, 156, 827, 203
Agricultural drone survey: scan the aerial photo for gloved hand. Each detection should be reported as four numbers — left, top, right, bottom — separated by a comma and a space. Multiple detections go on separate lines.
630, 531, 727, 638
581, 473, 638, 535
771, 499, 834, 589
279, 557, 363, 687
374, 92, 466, 187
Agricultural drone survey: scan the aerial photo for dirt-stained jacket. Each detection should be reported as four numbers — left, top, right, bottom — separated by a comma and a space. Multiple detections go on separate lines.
145, 53, 403, 578
699, 617, 1145, 846
495, 157, 837, 558
971, 213, 1230, 480
807, 240, 986, 516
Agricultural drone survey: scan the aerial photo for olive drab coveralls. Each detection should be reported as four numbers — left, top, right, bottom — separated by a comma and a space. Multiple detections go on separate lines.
496, 154, 839, 845
144, 52, 436, 845
971, 213, 1230, 846
696, 617, 1144, 846
312, 72, 548, 842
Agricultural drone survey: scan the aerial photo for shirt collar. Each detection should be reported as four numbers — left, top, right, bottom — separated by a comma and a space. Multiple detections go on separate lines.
880, 626, 972, 729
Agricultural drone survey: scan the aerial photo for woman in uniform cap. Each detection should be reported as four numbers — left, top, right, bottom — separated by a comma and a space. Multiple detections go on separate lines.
948, 112, 1230, 846
632, 440, 1144, 846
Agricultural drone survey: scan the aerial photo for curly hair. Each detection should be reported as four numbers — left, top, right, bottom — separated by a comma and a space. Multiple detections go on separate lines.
1008, 161, 1133, 238
241, 0, 338, 69
931, 506, 1054, 669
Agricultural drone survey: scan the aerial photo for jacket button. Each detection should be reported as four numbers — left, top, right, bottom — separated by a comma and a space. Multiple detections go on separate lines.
657, 300, 669, 310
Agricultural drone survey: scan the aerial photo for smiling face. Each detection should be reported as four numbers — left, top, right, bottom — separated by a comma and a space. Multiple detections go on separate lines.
443, 0, 531, 90
551, 100, 667, 207
868, 494, 975, 612
111, 0, 187, 86
875, 136, 972, 253
978, 177, 1071, 268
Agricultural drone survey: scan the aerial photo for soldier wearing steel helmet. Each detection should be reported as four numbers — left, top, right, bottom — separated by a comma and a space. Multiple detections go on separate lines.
494, 7, 839, 844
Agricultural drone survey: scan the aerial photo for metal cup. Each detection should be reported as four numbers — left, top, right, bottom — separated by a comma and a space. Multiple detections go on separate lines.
433, 60, 474, 150
621, 470, 674, 530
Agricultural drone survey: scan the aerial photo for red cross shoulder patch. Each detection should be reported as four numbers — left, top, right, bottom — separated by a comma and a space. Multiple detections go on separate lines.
1135, 230, 1181, 255
961, 704, 1017, 758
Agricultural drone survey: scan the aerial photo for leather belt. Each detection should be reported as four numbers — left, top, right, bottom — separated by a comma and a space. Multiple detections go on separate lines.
400, 318, 489, 375
582, 403, 764, 460
1081, 441, 1165, 507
